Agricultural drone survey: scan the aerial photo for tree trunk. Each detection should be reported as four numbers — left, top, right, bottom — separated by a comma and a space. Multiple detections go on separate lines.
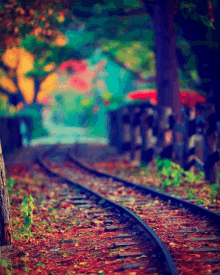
152, 0, 182, 160
0, 141, 12, 246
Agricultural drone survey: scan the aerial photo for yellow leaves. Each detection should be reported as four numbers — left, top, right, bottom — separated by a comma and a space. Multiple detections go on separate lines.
12, 47, 35, 104
75, 243, 78, 247
0, 76, 17, 94
17, 48, 34, 75
37, 73, 57, 103
1, 47, 20, 69
17, 74, 35, 104
91, 219, 103, 225
53, 33, 68, 46
79, 262, 87, 265
43, 62, 55, 72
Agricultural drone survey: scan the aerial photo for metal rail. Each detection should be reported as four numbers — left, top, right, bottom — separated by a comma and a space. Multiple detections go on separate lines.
37, 144, 178, 275
68, 145, 220, 225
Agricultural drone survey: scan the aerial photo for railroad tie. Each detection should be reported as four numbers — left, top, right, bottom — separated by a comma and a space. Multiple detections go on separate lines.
115, 233, 137, 238
121, 263, 145, 270
113, 241, 139, 248
117, 251, 147, 258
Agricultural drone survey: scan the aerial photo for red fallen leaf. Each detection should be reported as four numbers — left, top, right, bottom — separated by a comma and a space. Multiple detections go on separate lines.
118, 190, 122, 194
60, 203, 72, 209
128, 190, 133, 194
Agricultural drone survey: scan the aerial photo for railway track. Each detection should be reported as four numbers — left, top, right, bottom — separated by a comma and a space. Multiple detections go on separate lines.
39, 144, 220, 275
38, 144, 177, 274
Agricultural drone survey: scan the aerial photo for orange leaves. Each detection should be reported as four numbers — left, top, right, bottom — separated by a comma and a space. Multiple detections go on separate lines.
37, 73, 57, 102
48, 9, 53, 16
33, 27, 42, 36
17, 48, 34, 75
43, 62, 55, 72
16, 47, 35, 104
53, 33, 68, 46
1, 47, 20, 69
0, 75, 18, 94
17, 75, 35, 104
58, 15, 65, 23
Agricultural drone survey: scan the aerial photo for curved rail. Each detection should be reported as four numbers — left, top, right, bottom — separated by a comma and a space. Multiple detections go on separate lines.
37, 144, 178, 275
68, 146, 220, 224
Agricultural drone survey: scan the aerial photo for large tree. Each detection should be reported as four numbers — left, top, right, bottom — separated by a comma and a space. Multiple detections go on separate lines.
0, 143, 11, 246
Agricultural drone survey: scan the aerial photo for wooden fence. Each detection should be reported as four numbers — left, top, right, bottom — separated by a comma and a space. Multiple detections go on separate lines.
0, 116, 33, 156
107, 103, 220, 184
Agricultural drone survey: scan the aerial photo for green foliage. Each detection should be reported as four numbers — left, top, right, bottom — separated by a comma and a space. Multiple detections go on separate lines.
155, 157, 204, 190
7, 177, 16, 195
80, 99, 92, 107
210, 183, 220, 204
102, 91, 112, 100
20, 194, 35, 236
0, 260, 8, 268
179, 1, 215, 29
0, 259, 14, 275
0, 93, 8, 116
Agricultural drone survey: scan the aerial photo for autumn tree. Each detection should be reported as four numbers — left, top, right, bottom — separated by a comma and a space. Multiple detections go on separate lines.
0, 0, 99, 247
0, 33, 87, 108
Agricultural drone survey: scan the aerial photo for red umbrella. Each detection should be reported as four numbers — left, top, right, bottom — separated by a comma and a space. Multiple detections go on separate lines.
179, 90, 206, 108
126, 89, 158, 105
126, 89, 206, 108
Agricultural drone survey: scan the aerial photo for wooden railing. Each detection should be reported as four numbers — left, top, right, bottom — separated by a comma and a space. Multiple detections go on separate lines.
107, 103, 219, 184
0, 116, 33, 155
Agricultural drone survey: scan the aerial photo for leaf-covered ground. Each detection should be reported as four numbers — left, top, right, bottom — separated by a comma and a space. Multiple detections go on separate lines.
81, 151, 220, 214
1, 149, 152, 275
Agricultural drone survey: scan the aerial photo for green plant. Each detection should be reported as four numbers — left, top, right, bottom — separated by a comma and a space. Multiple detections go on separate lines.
20, 194, 35, 236
0, 259, 14, 275
156, 158, 183, 189
7, 177, 16, 195
155, 157, 204, 190
210, 184, 220, 204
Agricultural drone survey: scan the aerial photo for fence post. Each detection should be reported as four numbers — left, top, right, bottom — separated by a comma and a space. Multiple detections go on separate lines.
106, 111, 111, 145
183, 107, 196, 173
116, 108, 123, 155
203, 104, 219, 184
121, 107, 131, 160
129, 105, 136, 161
110, 111, 118, 147
156, 106, 174, 160
129, 105, 142, 162
140, 107, 155, 166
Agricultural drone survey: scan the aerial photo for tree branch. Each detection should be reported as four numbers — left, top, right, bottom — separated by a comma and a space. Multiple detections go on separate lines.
99, 45, 155, 84
73, 7, 150, 20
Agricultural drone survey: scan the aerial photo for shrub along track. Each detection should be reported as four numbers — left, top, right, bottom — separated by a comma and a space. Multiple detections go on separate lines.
38, 144, 177, 275
40, 143, 220, 275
